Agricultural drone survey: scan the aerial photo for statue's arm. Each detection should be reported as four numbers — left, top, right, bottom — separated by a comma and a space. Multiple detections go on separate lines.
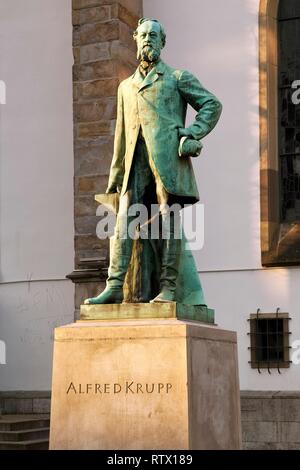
106, 84, 125, 194
177, 70, 222, 141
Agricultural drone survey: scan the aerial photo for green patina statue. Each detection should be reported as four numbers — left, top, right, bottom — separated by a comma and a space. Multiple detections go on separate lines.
84, 18, 222, 306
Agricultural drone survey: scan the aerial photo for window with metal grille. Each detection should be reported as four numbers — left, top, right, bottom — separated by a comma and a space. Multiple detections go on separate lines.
248, 311, 291, 372
278, 0, 300, 222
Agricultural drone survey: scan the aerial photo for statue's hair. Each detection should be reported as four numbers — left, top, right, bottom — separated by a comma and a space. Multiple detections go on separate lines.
133, 18, 166, 48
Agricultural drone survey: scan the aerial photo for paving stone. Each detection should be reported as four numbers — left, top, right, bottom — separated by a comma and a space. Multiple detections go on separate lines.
32, 399, 51, 415
73, 0, 115, 9
78, 78, 118, 100
78, 120, 113, 139
280, 422, 300, 443
4, 399, 33, 415
80, 42, 111, 63
280, 399, 300, 422
242, 421, 278, 443
74, 60, 116, 81
75, 5, 111, 25
80, 20, 119, 46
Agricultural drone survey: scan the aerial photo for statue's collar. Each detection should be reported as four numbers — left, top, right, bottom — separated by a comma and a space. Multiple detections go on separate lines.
132, 60, 166, 92
151, 59, 165, 75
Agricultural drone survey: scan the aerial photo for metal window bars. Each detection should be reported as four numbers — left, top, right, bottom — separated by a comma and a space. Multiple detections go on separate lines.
248, 309, 292, 374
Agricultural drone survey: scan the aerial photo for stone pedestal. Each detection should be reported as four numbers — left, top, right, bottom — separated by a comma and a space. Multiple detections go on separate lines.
50, 305, 241, 450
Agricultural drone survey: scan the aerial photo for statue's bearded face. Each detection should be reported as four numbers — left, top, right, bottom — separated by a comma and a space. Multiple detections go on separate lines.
135, 21, 163, 63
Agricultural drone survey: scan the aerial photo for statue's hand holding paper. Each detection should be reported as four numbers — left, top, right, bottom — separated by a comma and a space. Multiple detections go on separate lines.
105, 183, 122, 195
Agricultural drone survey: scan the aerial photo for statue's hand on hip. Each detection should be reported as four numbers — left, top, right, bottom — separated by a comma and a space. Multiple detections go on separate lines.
179, 137, 203, 158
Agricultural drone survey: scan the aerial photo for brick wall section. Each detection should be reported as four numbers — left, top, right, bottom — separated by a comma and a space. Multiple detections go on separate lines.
71, 0, 142, 312
241, 391, 300, 450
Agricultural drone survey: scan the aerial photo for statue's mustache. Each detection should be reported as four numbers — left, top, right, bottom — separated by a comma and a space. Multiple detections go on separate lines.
143, 44, 155, 50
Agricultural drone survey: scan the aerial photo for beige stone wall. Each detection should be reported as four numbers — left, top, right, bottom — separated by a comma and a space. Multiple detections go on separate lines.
71, 0, 142, 311
241, 391, 300, 450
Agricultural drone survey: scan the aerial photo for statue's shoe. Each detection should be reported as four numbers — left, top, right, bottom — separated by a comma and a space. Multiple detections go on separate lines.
84, 287, 123, 305
150, 289, 176, 303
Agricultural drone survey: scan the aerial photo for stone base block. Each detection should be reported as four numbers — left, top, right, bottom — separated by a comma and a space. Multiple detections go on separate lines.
50, 318, 241, 450
80, 302, 215, 323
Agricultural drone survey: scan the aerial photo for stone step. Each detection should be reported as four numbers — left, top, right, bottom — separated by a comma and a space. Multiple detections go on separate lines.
0, 438, 49, 450
0, 427, 49, 442
0, 418, 50, 431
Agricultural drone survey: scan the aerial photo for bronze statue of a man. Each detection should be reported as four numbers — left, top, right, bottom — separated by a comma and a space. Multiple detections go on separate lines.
85, 18, 222, 305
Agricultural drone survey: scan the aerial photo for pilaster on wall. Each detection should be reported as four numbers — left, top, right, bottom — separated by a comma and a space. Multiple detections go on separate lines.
69, 0, 143, 313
